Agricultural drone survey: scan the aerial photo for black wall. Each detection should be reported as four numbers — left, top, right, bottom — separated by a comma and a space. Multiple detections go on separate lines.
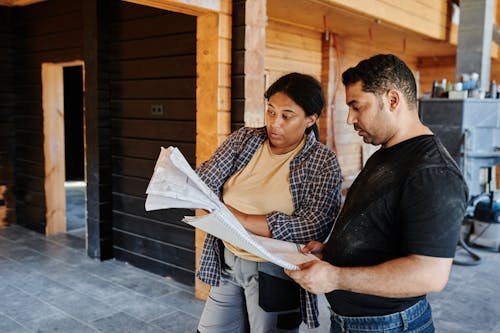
0, 7, 15, 224
12, 0, 83, 233
3, 0, 198, 284
231, 0, 246, 132
110, 2, 197, 284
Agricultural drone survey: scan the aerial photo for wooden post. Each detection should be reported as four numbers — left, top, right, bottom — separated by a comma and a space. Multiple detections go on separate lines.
243, 0, 267, 127
320, 31, 335, 147
0, 185, 6, 228
42, 63, 67, 235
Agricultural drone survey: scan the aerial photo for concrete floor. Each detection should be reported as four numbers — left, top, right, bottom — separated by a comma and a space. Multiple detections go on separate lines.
2, 181, 500, 333
1, 223, 500, 332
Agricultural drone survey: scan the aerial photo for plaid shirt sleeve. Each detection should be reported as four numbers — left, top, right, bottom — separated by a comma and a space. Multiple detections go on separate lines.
195, 127, 266, 285
267, 135, 342, 244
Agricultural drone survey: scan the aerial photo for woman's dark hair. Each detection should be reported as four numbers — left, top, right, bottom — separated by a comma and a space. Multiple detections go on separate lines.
264, 72, 324, 140
342, 54, 417, 109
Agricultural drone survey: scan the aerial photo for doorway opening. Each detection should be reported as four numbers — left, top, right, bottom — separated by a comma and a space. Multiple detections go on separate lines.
41, 61, 86, 240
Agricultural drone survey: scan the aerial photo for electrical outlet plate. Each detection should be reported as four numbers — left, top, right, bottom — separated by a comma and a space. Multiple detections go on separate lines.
151, 104, 164, 116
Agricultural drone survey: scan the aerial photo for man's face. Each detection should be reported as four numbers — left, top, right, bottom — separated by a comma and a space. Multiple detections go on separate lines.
345, 81, 394, 147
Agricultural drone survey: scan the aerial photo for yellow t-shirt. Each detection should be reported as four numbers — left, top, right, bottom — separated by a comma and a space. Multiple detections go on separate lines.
222, 137, 306, 261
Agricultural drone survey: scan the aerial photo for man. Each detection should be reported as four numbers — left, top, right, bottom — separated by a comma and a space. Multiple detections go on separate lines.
285, 54, 468, 333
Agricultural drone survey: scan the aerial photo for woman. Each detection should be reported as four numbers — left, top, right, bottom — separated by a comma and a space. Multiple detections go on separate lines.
196, 73, 342, 332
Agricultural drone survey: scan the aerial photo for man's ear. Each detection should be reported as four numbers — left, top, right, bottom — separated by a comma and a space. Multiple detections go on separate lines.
387, 89, 401, 111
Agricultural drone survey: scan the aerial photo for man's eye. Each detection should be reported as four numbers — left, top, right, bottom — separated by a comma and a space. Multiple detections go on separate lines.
267, 110, 276, 116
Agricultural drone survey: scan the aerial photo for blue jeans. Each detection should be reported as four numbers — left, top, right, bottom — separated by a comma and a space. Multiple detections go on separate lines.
329, 299, 434, 333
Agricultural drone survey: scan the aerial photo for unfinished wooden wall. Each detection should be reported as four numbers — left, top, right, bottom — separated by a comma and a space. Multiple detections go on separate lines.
265, 19, 322, 88
12, 0, 83, 233
0, 7, 15, 226
110, 2, 197, 285
264, 16, 425, 182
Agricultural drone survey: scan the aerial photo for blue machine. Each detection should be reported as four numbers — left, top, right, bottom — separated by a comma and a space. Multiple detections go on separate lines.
469, 192, 500, 251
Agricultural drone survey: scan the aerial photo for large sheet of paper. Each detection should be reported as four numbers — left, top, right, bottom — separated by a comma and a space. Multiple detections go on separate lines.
145, 146, 318, 270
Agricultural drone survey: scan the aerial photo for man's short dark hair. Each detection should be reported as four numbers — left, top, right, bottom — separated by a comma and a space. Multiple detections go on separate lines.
342, 54, 417, 108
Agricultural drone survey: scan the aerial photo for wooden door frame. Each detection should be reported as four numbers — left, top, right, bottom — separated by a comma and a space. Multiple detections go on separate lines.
41, 60, 85, 235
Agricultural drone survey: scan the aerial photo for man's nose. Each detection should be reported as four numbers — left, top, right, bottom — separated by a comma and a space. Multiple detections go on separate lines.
346, 110, 356, 125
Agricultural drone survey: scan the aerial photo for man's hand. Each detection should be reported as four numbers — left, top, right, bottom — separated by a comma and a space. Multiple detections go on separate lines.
285, 260, 338, 294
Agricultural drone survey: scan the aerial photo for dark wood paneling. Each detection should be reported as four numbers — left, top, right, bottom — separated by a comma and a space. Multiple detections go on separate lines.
112, 138, 195, 163
112, 175, 149, 197
113, 246, 194, 285
84, 0, 114, 260
112, 211, 194, 250
111, 99, 196, 121
231, 0, 246, 131
118, 55, 196, 79
114, 34, 196, 60
16, 144, 44, 163
0, 6, 16, 224
113, 12, 195, 40
113, 193, 192, 227
110, 1, 197, 284
111, 78, 196, 99
113, 230, 194, 271
12, 0, 84, 233
112, 156, 155, 179
14, 29, 82, 52
112, 119, 196, 142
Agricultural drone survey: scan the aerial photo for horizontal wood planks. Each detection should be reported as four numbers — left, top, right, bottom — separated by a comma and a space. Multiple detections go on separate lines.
0, 7, 15, 224
11, 0, 83, 232
110, 2, 197, 285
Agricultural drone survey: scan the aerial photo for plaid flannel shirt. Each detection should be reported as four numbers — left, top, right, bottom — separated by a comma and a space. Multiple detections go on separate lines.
196, 126, 342, 328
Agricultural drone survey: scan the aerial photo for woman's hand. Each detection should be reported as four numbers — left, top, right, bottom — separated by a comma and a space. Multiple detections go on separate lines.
301, 241, 325, 259
225, 204, 271, 237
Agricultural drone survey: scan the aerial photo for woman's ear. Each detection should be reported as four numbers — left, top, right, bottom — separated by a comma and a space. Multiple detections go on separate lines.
307, 114, 318, 127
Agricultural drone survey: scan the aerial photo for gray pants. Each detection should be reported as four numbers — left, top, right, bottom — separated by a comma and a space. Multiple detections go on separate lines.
197, 248, 300, 333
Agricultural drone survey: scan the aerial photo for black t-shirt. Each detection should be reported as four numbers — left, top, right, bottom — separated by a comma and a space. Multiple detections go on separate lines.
323, 135, 468, 316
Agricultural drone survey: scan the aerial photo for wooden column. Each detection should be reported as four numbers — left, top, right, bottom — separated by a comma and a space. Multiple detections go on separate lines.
243, 0, 267, 127
320, 31, 335, 147
42, 64, 66, 235
195, 2, 232, 300
83, 0, 114, 259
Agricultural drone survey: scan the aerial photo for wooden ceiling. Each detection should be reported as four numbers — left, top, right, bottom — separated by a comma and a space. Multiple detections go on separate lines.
267, 0, 457, 59
0, 0, 44, 6
1, 0, 496, 61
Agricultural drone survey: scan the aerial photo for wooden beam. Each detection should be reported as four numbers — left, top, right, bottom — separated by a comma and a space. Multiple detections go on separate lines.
318, 0, 449, 40
320, 32, 334, 147
243, 0, 266, 127
123, 0, 220, 16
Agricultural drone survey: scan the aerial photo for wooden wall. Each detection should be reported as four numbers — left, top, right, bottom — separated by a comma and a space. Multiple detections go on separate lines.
264, 15, 424, 183
265, 19, 322, 88
0, 7, 15, 225
12, 0, 83, 233
110, 2, 197, 285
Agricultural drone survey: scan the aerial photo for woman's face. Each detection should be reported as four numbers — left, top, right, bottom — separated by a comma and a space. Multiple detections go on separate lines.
265, 92, 317, 154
